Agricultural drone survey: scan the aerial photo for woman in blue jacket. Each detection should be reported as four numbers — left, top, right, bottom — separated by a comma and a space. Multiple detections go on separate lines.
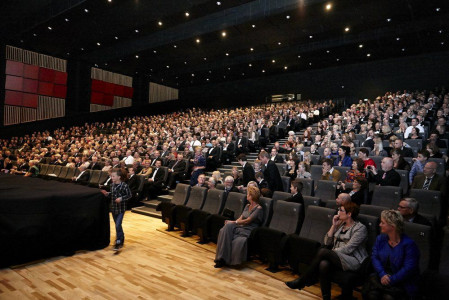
335, 146, 353, 168
363, 210, 420, 300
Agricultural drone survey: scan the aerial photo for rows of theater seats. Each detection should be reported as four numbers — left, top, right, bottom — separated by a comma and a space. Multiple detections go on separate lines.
159, 183, 448, 298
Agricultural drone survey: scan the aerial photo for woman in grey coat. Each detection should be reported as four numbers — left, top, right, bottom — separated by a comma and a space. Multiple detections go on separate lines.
285, 202, 368, 300
214, 186, 264, 268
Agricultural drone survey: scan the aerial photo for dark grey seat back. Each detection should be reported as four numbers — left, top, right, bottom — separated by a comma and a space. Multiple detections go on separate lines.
281, 176, 291, 193
276, 163, 287, 175
39, 164, 49, 175
409, 189, 441, 222
299, 206, 334, 243
98, 171, 109, 184
201, 189, 226, 214
272, 191, 292, 202
259, 197, 273, 227
171, 183, 191, 205
396, 169, 409, 194
371, 186, 402, 209
404, 222, 432, 273
310, 165, 322, 182
269, 201, 302, 234
360, 204, 389, 219
311, 155, 321, 165
186, 186, 208, 209
298, 178, 314, 196
58, 166, 69, 179
334, 166, 350, 181
221, 192, 246, 219
428, 158, 445, 176
314, 180, 337, 203
303, 196, 321, 213
369, 156, 384, 170
357, 214, 379, 251
88, 170, 101, 185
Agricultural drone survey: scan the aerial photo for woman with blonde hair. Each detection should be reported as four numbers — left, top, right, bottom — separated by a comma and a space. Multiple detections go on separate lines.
211, 170, 223, 184
214, 186, 264, 267
363, 210, 420, 300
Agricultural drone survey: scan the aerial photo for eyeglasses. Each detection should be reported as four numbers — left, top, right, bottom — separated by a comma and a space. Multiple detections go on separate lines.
338, 208, 346, 213
397, 205, 409, 210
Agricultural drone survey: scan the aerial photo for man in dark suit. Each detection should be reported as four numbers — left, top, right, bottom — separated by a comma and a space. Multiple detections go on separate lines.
206, 138, 220, 171
393, 139, 414, 158
259, 151, 283, 193
167, 153, 187, 189
223, 175, 239, 196
127, 167, 140, 208
235, 132, 248, 155
367, 157, 401, 186
144, 159, 166, 199
284, 179, 304, 204
255, 172, 270, 195
397, 198, 432, 226
269, 148, 285, 163
72, 165, 90, 185
88, 156, 102, 170
411, 161, 447, 195
237, 154, 255, 186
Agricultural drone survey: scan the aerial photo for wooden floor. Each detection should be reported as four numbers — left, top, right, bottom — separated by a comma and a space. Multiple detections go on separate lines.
0, 213, 346, 300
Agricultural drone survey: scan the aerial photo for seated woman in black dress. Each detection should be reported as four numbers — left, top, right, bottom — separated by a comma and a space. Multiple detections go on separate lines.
285, 202, 368, 300
390, 149, 410, 171
336, 176, 369, 205
214, 186, 264, 268
363, 210, 420, 300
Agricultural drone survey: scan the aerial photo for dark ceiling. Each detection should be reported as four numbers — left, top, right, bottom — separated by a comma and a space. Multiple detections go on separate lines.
1, 0, 448, 88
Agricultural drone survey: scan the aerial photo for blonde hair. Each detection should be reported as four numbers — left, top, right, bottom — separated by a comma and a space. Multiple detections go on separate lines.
247, 186, 261, 203
381, 210, 404, 234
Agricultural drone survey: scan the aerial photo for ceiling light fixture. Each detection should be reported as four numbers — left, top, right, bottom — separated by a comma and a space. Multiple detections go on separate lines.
262, 70, 265, 73
158, 21, 162, 26
135, 55, 139, 58
185, 12, 190, 17
359, 44, 363, 48
396, 37, 400, 41
115, 36, 118, 40
84, 8, 89, 13
65, 18, 69, 22
173, 45, 177, 48
33, 33, 37, 36
153, 50, 157, 53
325, 3, 332, 10
97, 42, 101, 46
252, 24, 256, 28
249, 63, 252, 67
272, 59, 276, 63
166, 66, 169, 68
203, 57, 207, 60
345, 27, 350, 32
278, 42, 282, 45
48, 26, 52, 30
326, 50, 330, 53
135, 29, 139, 33
286, 15, 290, 19
309, 35, 313, 39
108, 0, 112, 2
386, 18, 391, 22
222, 31, 227, 37
284, 66, 288, 70
225, 53, 229, 56
216, 2, 221, 5
196, 38, 200, 43
250, 48, 254, 51
436, 8, 440, 12
367, 53, 371, 57
336, 58, 340, 61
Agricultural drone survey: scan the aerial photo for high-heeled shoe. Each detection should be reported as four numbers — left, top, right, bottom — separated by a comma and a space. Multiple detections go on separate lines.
285, 278, 305, 290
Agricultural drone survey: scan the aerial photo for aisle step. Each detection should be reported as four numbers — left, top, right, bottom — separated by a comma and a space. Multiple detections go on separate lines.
131, 206, 162, 219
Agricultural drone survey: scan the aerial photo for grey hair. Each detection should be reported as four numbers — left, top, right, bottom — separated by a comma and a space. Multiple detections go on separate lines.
401, 198, 419, 212
381, 210, 404, 234
224, 176, 234, 183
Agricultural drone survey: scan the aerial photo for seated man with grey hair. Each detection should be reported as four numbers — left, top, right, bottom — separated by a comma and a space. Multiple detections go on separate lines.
223, 175, 238, 195
397, 198, 432, 226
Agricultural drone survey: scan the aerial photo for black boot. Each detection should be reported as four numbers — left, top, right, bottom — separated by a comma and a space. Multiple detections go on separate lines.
285, 278, 306, 290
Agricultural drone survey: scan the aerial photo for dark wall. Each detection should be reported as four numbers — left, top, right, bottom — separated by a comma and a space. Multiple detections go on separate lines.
180, 51, 449, 108
0, 43, 6, 127
66, 60, 91, 115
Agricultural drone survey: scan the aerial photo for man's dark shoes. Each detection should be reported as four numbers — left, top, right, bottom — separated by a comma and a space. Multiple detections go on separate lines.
214, 259, 225, 268
285, 278, 305, 290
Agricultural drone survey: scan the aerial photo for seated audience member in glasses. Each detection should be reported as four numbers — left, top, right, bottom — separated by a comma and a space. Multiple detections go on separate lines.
367, 157, 401, 187
321, 158, 342, 182
284, 179, 304, 204
397, 198, 431, 227
337, 176, 369, 206
286, 202, 368, 300
363, 210, 420, 300
214, 186, 264, 268
411, 161, 447, 195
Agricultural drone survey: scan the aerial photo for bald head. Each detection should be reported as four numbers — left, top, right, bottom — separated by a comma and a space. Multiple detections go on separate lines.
336, 193, 351, 206
381, 157, 394, 172
423, 161, 437, 178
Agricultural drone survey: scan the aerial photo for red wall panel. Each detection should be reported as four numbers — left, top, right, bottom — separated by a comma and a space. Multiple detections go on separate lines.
39, 68, 55, 83
22, 78, 39, 93
53, 85, 67, 98
91, 79, 104, 92
54, 71, 67, 85
22, 93, 38, 108
114, 84, 125, 97
91, 92, 104, 105
123, 86, 133, 99
5, 90, 23, 106
103, 94, 114, 106
5, 75, 23, 91
5, 60, 24, 76
38, 82, 54, 96
103, 82, 115, 94
23, 64, 39, 79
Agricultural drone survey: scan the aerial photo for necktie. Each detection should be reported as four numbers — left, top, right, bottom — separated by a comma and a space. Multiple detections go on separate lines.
422, 177, 431, 190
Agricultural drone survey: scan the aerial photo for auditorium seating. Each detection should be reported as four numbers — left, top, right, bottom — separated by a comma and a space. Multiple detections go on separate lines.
314, 180, 337, 204
409, 189, 442, 223
280, 176, 291, 193
174, 186, 208, 235
271, 191, 292, 203
303, 196, 321, 212
371, 186, 402, 208
360, 204, 389, 219
298, 178, 314, 196
250, 201, 303, 271
158, 183, 191, 227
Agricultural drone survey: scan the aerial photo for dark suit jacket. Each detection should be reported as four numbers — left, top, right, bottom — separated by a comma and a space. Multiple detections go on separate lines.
400, 147, 414, 158
270, 154, 284, 164
263, 160, 283, 192
285, 192, 304, 205
127, 174, 140, 195
409, 214, 432, 227
370, 169, 401, 186
207, 147, 220, 162
89, 162, 102, 170
148, 168, 166, 187
411, 174, 447, 196
242, 162, 256, 186
236, 137, 248, 148
168, 160, 187, 173
75, 170, 90, 185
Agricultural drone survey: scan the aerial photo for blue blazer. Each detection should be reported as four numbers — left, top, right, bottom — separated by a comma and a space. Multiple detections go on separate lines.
334, 155, 352, 167
371, 234, 420, 297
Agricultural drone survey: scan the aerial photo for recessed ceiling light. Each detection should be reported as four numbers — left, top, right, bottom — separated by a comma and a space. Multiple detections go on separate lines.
166, 65, 170, 68
252, 24, 256, 28
196, 38, 200, 43
65, 18, 69, 22
326, 50, 330, 53
33, 33, 37, 36
206, 78, 209, 81
309, 62, 312, 65
386, 18, 391, 22
436, 8, 440, 12
336, 58, 340, 61
242, 73, 245, 76
209, 70, 212, 73
135, 55, 139, 58
115, 36, 118, 40
184, 61, 187, 64
262, 70, 265, 73
81, 47, 84, 51
191, 73, 195, 77
153, 50, 157, 53
439, 29, 443, 34
66, 52, 70, 55
104, 63, 108, 66
272, 59, 276, 63
359, 44, 363, 48
135, 29, 139, 33
278, 42, 282, 45
441, 42, 445, 45
222, 31, 227, 37
286, 15, 290, 19
108, 0, 112, 2
249, 63, 252, 67
223, 76, 226, 78
97, 42, 101, 46
297, 55, 301, 58
119, 59, 122, 62
48, 26, 52, 30
158, 21, 163, 26
185, 12, 190, 17
84, 8, 89, 13
341, 85, 345, 89
250, 48, 254, 51
345, 27, 350, 32
396, 37, 400, 41
203, 57, 207, 60
216, 2, 221, 5
284, 66, 288, 70
228, 67, 231, 70
173, 45, 177, 48
309, 35, 313, 39
402, 48, 405, 51
225, 53, 229, 56
367, 53, 371, 57
325, 3, 332, 10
